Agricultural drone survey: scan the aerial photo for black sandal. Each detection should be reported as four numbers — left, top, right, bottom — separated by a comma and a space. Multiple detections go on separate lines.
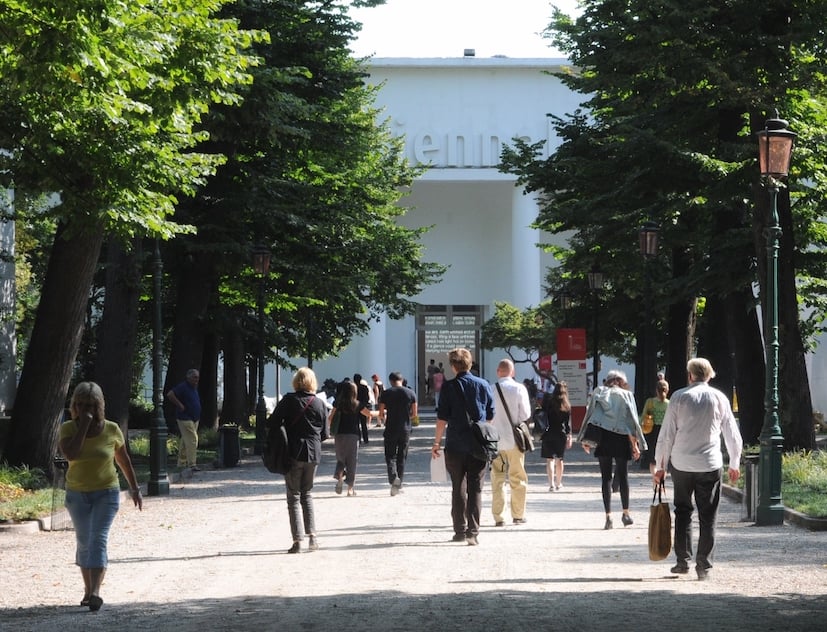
88, 595, 103, 611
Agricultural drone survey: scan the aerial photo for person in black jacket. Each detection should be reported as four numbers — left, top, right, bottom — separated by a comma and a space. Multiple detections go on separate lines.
267, 367, 329, 553
353, 373, 372, 443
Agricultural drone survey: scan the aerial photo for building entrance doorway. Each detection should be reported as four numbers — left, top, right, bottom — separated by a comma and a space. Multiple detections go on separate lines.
416, 305, 484, 409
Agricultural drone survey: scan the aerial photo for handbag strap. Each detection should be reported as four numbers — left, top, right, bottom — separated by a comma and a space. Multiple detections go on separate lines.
495, 382, 518, 428
652, 479, 665, 504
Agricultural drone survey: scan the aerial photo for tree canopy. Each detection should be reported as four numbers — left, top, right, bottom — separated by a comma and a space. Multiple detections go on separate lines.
499, 0, 827, 447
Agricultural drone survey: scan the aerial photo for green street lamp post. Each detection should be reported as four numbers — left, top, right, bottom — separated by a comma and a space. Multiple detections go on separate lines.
587, 266, 605, 390
755, 113, 795, 526
638, 222, 659, 403
148, 238, 169, 496
252, 245, 271, 457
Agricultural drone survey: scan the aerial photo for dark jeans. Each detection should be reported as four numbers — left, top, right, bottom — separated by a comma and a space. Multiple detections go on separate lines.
285, 460, 318, 542
360, 417, 369, 443
384, 432, 410, 484
598, 456, 629, 512
671, 468, 722, 571
444, 450, 487, 537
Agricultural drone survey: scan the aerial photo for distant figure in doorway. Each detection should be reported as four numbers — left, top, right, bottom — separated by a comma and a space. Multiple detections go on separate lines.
541, 381, 573, 492
166, 368, 202, 470
378, 372, 418, 496
432, 365, 445, 407
426, 359, 438, 397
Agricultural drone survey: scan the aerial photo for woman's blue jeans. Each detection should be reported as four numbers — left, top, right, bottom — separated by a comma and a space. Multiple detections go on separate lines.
64, 488, 120, 568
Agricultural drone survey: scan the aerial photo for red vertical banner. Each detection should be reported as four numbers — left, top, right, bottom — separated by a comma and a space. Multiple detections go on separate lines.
557, 328, 588, 431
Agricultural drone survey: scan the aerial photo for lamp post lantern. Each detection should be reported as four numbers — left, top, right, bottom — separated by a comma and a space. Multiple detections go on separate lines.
252, 245, 271, 457
147, 238, 169, 496
638, 222, 659, 404
587, 266, 605, 390
559, 289, 572, 327
755, 113, 795, 526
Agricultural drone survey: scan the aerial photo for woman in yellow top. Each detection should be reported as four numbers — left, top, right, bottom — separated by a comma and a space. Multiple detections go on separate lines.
58, 382, 143, 611
639, 379, 670, 472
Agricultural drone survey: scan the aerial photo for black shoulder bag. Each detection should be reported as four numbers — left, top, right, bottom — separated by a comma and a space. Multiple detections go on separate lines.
453, 380, 499, 463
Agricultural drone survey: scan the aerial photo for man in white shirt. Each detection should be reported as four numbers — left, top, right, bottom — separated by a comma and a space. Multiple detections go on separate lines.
654, 358, 743, 581
490, 359, 533, 526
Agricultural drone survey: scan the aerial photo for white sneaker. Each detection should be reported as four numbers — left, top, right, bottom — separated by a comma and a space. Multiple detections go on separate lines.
549, 485, 555, 492
556, 484, 564, 491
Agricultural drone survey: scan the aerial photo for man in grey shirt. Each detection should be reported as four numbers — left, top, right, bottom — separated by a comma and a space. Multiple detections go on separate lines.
653, 358, 742, 581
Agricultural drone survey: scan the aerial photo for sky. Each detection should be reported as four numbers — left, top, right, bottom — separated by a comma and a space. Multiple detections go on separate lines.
348, 0, 580, 59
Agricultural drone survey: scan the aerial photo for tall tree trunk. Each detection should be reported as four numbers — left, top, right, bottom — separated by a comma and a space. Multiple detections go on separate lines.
665, 247, 696, 393
698, 296, 734, 405
163, 252, 214, 431
201, 331, 219, 431
220, 313, 249, 427
778, 187, 816, 450
4, 223, 104, 469
94, 238, 142, 430
726, 289, 765, 445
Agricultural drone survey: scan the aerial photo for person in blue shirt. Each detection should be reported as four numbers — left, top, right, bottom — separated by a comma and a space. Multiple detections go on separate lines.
431, 348, 495, 546
166, 368, 202, 470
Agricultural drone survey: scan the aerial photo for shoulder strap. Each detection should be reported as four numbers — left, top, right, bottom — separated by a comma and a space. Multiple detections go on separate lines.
289, 394, 315, 427
452, 379, 477, 425
495, 382, 516, 427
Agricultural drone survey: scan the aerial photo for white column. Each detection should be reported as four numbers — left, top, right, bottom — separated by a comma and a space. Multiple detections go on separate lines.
0, 188, 16, 413
511, 186, 542, 308
361, 313, 387, 383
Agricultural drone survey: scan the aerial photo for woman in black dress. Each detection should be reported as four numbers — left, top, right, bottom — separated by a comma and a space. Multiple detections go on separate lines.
541, 382, 572, 491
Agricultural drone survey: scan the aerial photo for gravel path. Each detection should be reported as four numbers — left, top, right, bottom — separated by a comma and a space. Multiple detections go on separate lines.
2, 420, 826, 631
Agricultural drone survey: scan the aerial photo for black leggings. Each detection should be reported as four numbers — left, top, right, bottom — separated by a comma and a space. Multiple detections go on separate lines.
598, 456, 629, 513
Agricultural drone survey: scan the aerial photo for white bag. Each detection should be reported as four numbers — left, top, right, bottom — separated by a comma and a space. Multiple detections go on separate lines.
430, 451, 448, 483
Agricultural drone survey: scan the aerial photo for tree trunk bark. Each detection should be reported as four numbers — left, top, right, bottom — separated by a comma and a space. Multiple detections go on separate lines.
4, 223, 104, 470
163, 252, 214, 431
201, 331, 219, 431
94, 238, 142, 430
726, 288, 765, 445
220, 314, 249, 428
777, 187, 816, 450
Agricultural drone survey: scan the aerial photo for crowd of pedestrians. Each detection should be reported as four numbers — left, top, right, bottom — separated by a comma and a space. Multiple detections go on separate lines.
57, 349, 742, 614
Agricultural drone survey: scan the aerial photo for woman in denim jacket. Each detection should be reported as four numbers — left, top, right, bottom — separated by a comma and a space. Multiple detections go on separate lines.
577, 370, 646, 529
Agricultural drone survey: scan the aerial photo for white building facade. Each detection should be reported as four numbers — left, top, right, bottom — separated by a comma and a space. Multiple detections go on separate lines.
279, 57, 582, 404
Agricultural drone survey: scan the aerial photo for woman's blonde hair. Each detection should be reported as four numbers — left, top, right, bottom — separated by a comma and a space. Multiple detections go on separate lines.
69, 381, 106, 423
292, 367, 318, 393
